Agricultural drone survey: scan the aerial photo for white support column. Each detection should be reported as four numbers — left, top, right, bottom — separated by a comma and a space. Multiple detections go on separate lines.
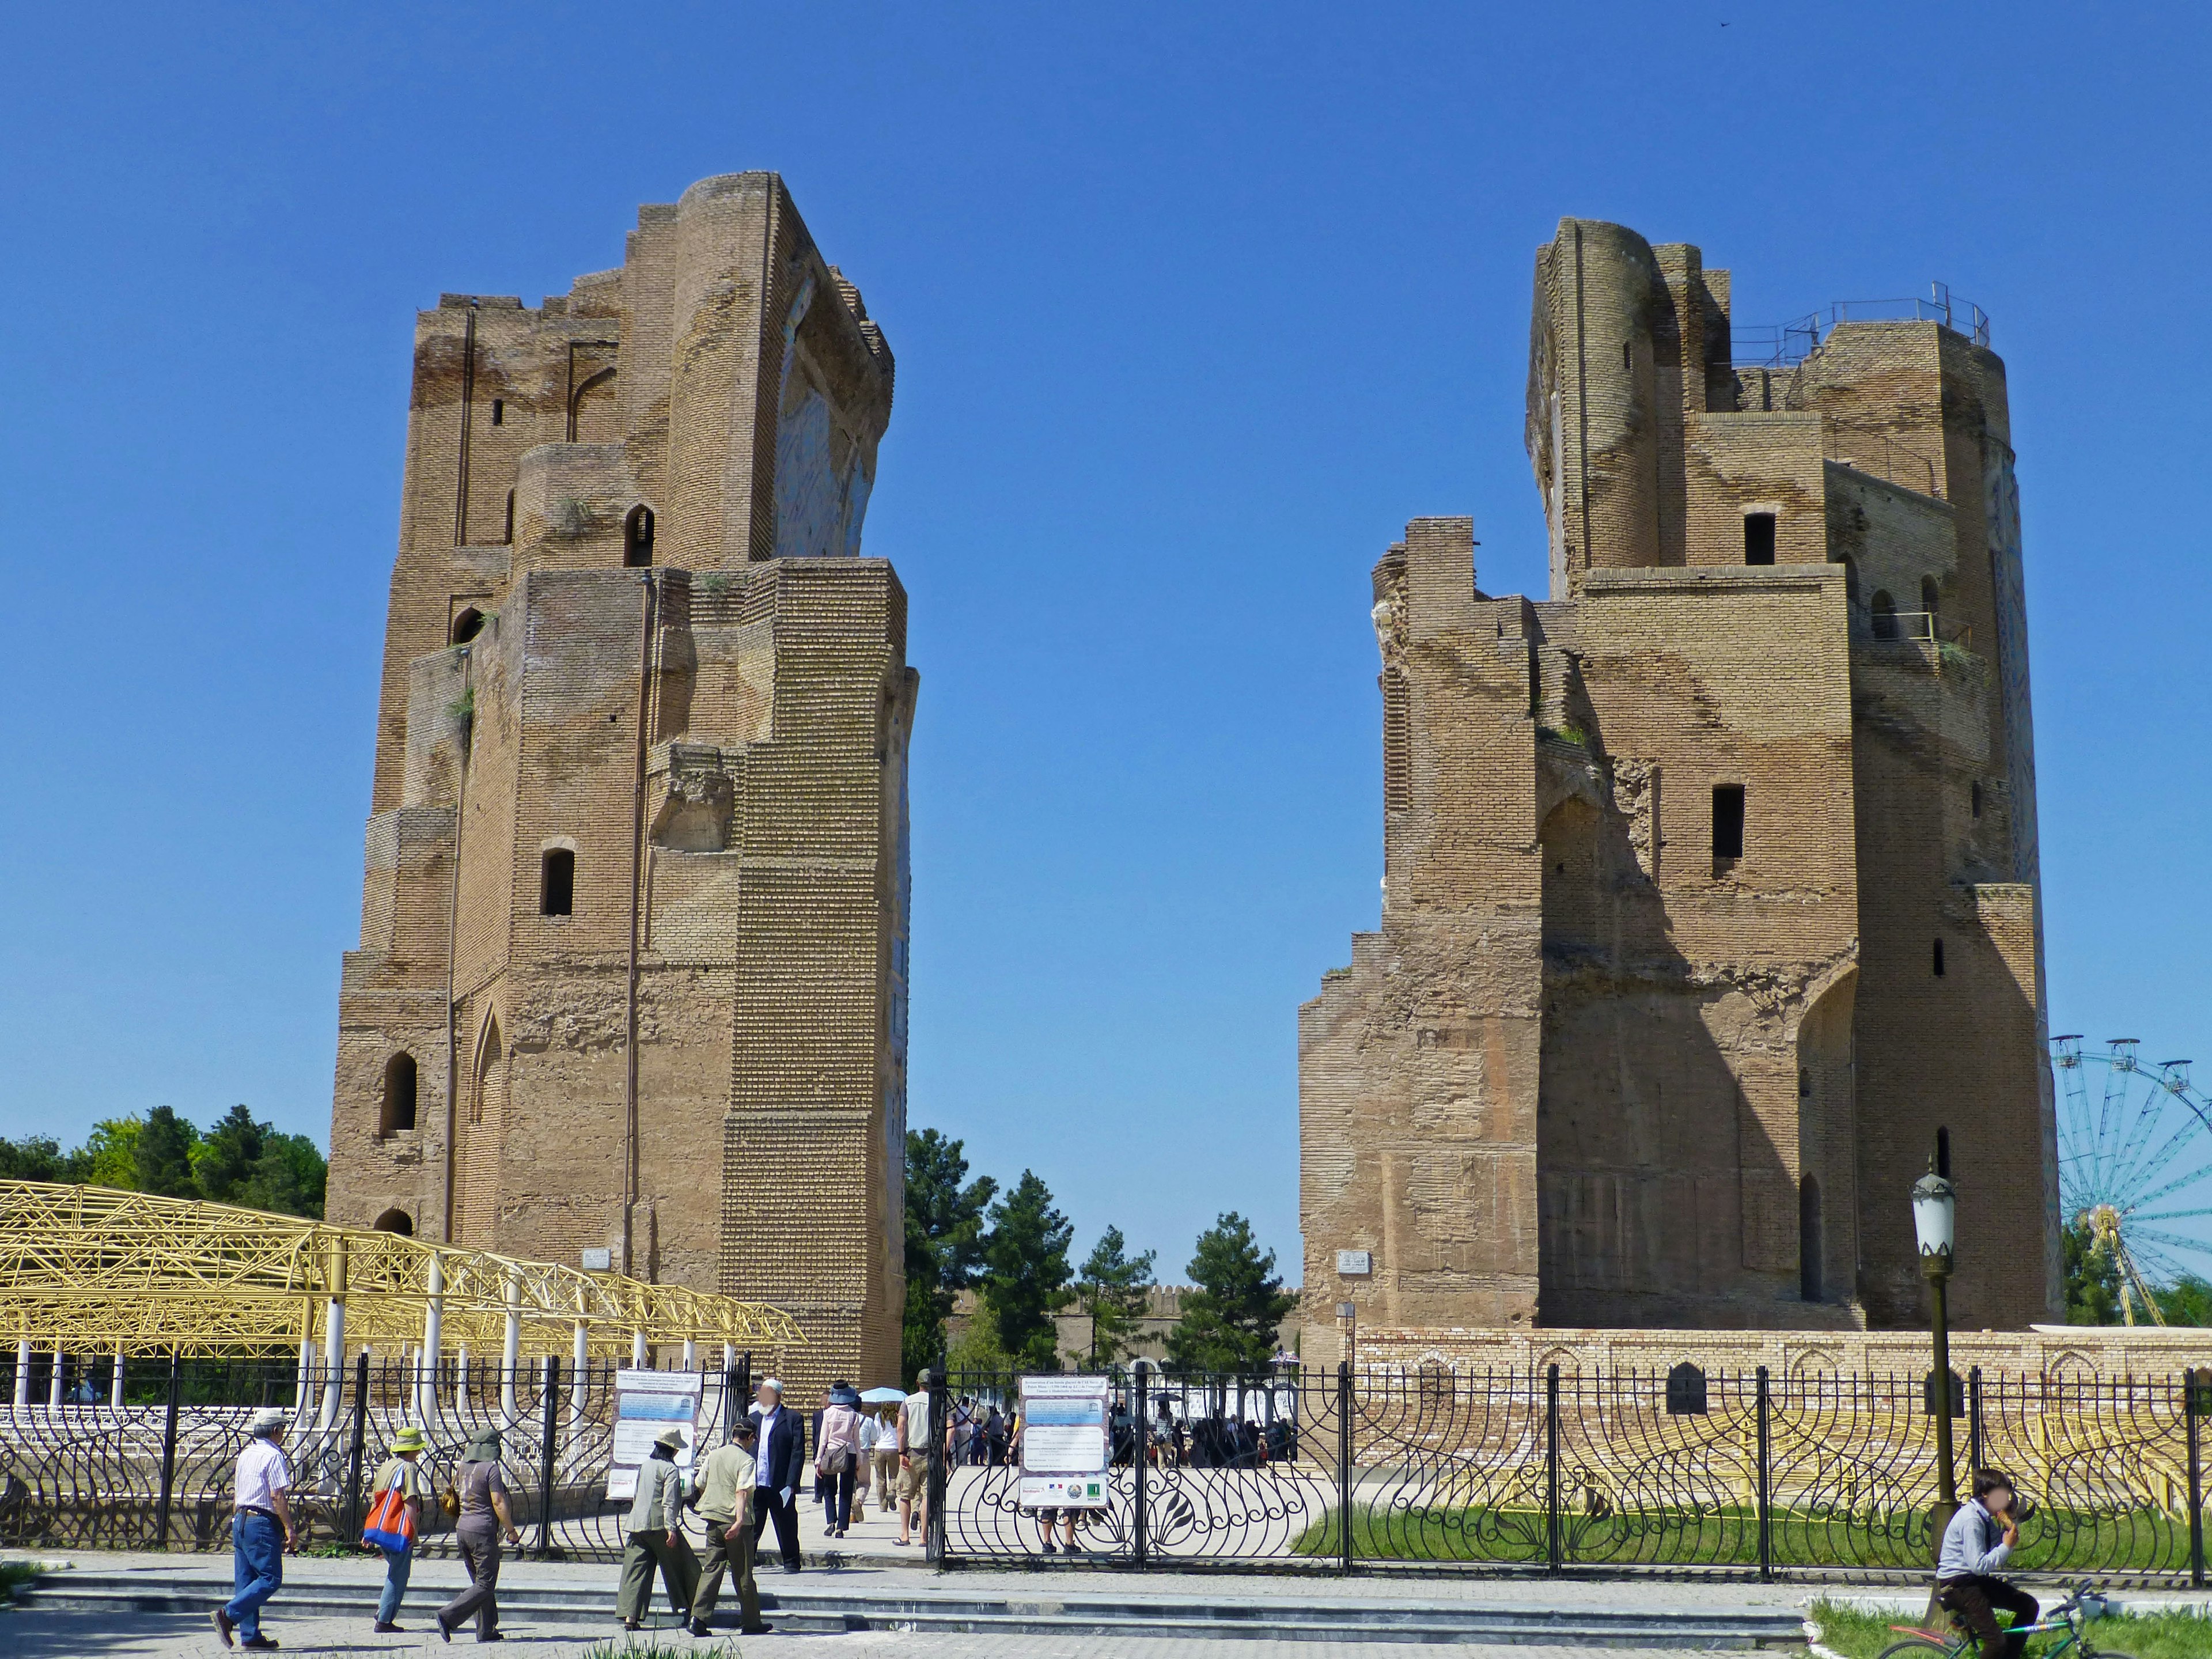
111, 1349, 124, 1406
48, 1349, 63, 1409
682, 1337, 696, 1372
631, 1329, 646, 1370
569, 1321, 588, 1434
501, 1274, 521, 1421
319, 1300, 347, 1430
418, 1255, 445, 1428
13, 1339, 28, 1407
722, 1343, 735, 1373
294, 1337, 314, 1429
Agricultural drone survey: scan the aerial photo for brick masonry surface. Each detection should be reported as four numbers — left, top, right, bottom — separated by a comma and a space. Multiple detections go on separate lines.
1301, 219, 2059, 1360
327, 174, 914, 1399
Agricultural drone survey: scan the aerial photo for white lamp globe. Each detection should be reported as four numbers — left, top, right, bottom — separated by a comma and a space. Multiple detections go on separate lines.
1911, 1168, 1957, 1263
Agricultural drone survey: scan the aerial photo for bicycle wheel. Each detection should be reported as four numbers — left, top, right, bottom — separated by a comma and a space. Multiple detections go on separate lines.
1877, 1641, 1960, 1659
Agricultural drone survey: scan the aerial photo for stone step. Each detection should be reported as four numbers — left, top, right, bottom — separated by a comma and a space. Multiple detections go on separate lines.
15, 1570, 1809, 1647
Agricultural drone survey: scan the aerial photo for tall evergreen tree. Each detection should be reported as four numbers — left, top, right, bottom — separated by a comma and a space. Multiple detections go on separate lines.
979, 1170, 1074, 1372
1075, 1226, 1157, 1367
134, 1106, 199, 1198
903, 1129, 998, 1384
192, 1104, 266, 1204
1166, 1212, 1298, 1374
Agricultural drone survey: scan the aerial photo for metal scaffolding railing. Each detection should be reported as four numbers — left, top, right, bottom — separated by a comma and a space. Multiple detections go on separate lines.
0, 1180, 802, 1364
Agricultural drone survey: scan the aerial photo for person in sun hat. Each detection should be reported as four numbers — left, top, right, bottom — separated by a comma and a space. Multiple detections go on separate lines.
435, 1426, 518, 1643
616, 1426, 699, 1628
212, 1406, 297, 1650
366, 1424, 431, 1632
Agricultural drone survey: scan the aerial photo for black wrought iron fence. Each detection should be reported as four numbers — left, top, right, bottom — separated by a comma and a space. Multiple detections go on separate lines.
0, 1351, 751, 1562
925, 1363, 2212, 1585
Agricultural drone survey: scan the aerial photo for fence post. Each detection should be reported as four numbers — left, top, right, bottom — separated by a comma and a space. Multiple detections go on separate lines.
2187, 1370, 2205, 1590
340, 1351, 370, 1543
1336, 1361, 1354, 1575
925, 1372, 948, 1565
1755, 1366, 1772, 1582
153, 1350, 183, 1550
1968, 1366, 1984, 1474
1545, 1363, 1562, 1575
536, 1354, 561, 1559
1132, 1365, 1149, 1568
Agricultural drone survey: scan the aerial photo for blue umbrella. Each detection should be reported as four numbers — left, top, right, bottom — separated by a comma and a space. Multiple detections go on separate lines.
859, 1386, 907, 1404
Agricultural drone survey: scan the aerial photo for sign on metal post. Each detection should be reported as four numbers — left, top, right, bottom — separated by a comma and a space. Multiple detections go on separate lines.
606, 1368, 702, 1501
1019, 1374, 1112, 1510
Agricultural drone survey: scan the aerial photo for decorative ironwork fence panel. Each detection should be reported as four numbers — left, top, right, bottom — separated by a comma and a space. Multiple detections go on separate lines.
5, 1353, 2204, 1584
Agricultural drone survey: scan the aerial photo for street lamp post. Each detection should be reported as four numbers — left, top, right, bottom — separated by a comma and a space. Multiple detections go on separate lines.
1912, 1163, 1960, 1562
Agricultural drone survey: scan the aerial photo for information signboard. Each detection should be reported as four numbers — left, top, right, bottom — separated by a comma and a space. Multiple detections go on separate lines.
605, 1368, 703, 1501
1017, 1373, 1111, 1510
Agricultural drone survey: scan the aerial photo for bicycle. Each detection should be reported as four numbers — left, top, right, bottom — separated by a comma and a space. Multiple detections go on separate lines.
1876, 1581, 2134, 1659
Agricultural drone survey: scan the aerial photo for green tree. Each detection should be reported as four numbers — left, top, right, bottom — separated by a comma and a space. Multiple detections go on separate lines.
78, 1118, 142, 1189
903, 1130, 998, 1384
2154, 1275, 2212, 1326
0, 1135, 76, 1182
2065, 1219, 2124, 1324
192, 1104, 267, 1203
1166, 1212, 1298, 1374
978, 1171, 1075, 1373
1075, 1226, 1157, 1367
134, 1106, 200, 1198
241, 1131, 327, 1219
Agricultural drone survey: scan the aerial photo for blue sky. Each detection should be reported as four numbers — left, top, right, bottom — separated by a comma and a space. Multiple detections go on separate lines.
2, 2, 2208, 1286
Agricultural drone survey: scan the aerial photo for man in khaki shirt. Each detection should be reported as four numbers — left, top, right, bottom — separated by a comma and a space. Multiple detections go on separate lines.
689, 1418, 770, 1635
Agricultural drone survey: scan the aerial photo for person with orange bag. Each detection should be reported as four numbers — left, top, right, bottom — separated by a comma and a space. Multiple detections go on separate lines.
362, 1425, 430, 1633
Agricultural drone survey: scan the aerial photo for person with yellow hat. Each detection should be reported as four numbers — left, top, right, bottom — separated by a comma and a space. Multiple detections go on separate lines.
366, 1425, 431, 1633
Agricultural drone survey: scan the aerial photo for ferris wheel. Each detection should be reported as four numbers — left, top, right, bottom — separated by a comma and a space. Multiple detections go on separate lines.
2052, 1036, 2212, 1323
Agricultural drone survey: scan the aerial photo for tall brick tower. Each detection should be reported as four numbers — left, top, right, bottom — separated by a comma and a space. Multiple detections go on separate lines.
327, 174, 915, 1391
1301, 220, 2056, 1351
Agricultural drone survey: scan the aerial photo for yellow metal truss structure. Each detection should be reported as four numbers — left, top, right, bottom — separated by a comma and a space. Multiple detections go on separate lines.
0, 1181, 803, 1360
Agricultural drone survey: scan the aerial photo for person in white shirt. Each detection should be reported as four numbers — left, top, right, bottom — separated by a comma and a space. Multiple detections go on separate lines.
212, 1407, 296, 1650
895, 1370, 937, 1547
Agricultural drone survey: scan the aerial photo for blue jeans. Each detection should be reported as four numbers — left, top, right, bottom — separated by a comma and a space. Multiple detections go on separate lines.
226, 1510, 284, 1638
376, 1543, 412, 1624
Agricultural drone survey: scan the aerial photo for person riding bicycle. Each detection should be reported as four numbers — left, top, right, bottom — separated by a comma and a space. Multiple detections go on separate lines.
1936, 1469, 2038, 1659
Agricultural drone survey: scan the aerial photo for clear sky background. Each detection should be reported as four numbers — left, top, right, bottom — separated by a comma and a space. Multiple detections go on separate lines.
2, 2, 2209, 1288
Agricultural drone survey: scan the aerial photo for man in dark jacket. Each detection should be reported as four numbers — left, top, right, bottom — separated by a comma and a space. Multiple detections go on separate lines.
748, 1378, 807, 1573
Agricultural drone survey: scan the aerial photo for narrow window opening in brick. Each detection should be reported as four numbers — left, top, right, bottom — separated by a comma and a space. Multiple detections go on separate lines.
1798, 1066, 1812, 1099
372, 1207, 414, 1236
623, 505, 656, 569
541, 848, 575, 917
490, 399, 504, 426
452, 608, 484, 646
1872, 590, 1899, 639
1798, 1176, 1824, 1301
1937, 1126, 1952, 1178
1921, 575, 1940, 616
502, 489, 514, 544
380, 1052, 418, 1136
1711, 784, 1745, 864
1621, 338, 1633, 373
1743, 513, 1777, 565
1932, 937, 1945, 976
1971, 781, 1983, 819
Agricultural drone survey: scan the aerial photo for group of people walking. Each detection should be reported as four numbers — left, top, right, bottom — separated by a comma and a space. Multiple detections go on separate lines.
214, 1370, 946, 1644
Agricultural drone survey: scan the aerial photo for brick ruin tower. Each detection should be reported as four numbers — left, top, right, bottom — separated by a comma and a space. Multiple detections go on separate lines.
325, 174, 914, 1390
1301, 220, 2057, 1355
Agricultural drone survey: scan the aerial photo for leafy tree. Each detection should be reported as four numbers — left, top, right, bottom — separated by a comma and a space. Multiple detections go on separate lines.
2154, 1275, 2212, 1326
944, 1302, 1013, 1374
78, 1118, 142, 1189
0, 1135, 78, 1182
1166, 1212, 1298, 1374
1075, 1226, 1157, 1367
135, 1107, 200, 1198
241, 1131, 327, 1220
903, 1130, 998, 1384
192, 1104, 267, 1204
978, 1170, 1074, 1373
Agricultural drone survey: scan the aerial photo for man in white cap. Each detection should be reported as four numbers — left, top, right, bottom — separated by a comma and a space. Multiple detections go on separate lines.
212, 1407, 297, 1649
616, 1426, 699, 1629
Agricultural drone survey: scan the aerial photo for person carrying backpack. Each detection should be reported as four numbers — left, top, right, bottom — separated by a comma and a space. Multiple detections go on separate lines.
362, 1425, 430, 1633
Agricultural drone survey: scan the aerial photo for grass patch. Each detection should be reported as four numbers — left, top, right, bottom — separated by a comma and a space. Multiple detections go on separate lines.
575, 1640, 747, 1658
1295, 1502, 2198, 1573
0, 1560, 36, 1604
1809, 1597, 2212, 1659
